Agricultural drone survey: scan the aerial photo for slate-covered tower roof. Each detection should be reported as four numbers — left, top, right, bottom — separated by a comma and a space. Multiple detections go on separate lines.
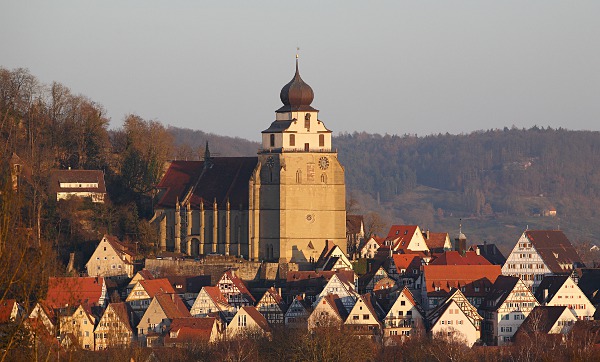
276, 56, 318, 113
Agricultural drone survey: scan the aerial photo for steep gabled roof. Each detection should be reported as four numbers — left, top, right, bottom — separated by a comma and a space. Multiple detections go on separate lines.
479, 275, 523, 311
221, 270, 255, 302
427, 288, 482, 328
429, 251, 492, 266
534, 275, 570, 304
155, 293, 191, 319
258, 287, 285, 307
202, 286, 230, 307
165, 317, 217, 344
0, 300, 18, 323
346, 215, 364, 234
106, 302, 138, 332
424, 232, 449, 250
385, 225, 419, 251
139, 279, 176, 298
525, 230, 584, 273
469, 244, 506, 265
46, 277, 105, 309
241, 306, 271, 333
517, 306, 573, 334
577, 268, 600, 305
322, 294, 348, 321
391, 254, 422, 274
155, 158, 258, 209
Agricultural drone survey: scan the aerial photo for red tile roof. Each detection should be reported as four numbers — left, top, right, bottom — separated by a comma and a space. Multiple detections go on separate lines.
0, 300, 17, 323
222, 270, 255, 302
423, 264, 501, 296
155, 158, 258, 209
46, 277, 105, 309
424, 232, 449, 250
429, 251, 492, 266
241, 306, 271, 333
385, 225, 419, 250
155, 293, 191, 319
525, 230, 584, 272
322, 294, 348, 321
346, 215, 364, 234
139, 279, 176, 298
165, 317, 217, 344
203, 286, 230, 307
392, 253, 422, 273
105, 302, 138, 332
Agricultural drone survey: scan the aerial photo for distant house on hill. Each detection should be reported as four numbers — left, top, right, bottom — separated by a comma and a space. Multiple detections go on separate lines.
49, 169, 106, 203
86, 235, 139, 280
346, 215, 365, 258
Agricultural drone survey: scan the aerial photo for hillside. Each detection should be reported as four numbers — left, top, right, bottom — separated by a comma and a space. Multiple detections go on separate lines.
167, 125, 600, 256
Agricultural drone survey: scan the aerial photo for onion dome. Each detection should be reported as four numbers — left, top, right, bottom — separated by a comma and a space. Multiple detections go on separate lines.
276, 58, 318, 113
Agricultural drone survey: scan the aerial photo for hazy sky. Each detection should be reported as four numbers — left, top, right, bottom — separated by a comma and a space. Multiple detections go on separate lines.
2, 1, 599, 141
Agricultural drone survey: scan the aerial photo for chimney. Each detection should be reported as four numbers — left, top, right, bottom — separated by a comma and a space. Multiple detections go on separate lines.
476, 247, 481, 255
278, 288, 282, 296
426, 230, 430, 239
543, 289, 549, 303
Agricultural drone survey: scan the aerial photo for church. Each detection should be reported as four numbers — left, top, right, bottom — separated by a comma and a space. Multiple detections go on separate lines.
151, 58, 346, 263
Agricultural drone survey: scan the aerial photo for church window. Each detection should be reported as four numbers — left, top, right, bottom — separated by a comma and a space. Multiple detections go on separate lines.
305, 113, 311, 129
319, 134, 325, 147
270, 134, 275, 147
289, 134, 295, 146
321, 173, 327, 183
296, 170, 302, 183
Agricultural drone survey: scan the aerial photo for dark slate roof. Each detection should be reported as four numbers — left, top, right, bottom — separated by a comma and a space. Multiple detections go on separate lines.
166, 275, 212, 295
470, 243, 507, 266
48, 169, 106, 194
525, 230, 584, 273
517, 306, 570, 334
577, 268, 600, 305
346, 215, 364, 234
276, 59, 317, 113
480, 275, 521, 311
534, 275, 570, 304
261, 120, 295, 133
155, 158, 258, 209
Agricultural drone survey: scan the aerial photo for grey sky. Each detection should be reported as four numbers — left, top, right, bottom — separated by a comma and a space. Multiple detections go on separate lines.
2, 1, 599, 141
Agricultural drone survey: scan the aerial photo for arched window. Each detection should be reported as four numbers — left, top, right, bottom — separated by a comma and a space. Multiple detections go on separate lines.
305, 113, 310, 129
321, 173, 327, 184
296, 169, 302, 184
319, 134, 325, 147
269, 134, 275, 147
289, 134, 295, 147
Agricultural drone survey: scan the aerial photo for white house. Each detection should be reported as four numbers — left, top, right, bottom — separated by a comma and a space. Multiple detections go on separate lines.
190, 286, 234, 319
313, 273, 359, 312
227, 306, 271, 339
344, 293, 384, 340
535, 275, 596, 320
479, 275, 539, 346
427, 288, 482, 347
501, 230, 584, 292
284, 295, 312, 329
86, 235, 137, 280
383, 287, 425, 341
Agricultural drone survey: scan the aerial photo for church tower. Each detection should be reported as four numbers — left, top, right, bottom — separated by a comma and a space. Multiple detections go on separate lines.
252, 57, 347, 263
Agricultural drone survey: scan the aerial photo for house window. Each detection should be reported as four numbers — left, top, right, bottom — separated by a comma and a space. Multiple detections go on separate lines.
363, 314, 369, 320
290, 134, 295, 147
401, 301, 405, 306
103, 247, 106, 251
238, 314, 247, 327
353, 315, 359, 320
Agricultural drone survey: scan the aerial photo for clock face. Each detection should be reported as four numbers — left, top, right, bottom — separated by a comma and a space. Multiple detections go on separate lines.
266, 156, 275, 168
319, 156, 329, 170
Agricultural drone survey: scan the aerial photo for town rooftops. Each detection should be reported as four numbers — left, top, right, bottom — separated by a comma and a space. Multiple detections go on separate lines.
516, 306, 573, 334
46, 277, 105, 309
164, 317, 217, 344
534, 275, 570, 304
155, 158, 258, 209
423, 264, 502, 296
429, 251, 492, 266
0, 300, 20, 323
524, 230, 584, 273
154, 293, 191, 319
424, 232, 449, 250
139, 279, 176, 298
241, 306, 272, 333
479, 275, 522, 311
106, 302, 138, 332
468, 243, 506, 265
